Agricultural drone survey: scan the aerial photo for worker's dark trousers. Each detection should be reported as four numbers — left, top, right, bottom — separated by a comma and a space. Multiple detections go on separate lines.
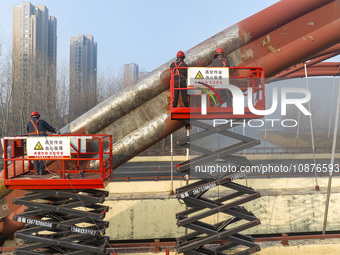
221, 90, 232, 107
212, 90, 232, 107
33, 160, 45, 175
173, 82, 188, 107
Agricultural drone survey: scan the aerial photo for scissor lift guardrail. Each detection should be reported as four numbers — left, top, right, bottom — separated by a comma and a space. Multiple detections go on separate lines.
2, 134, 112, 189
170, 67, 265, 119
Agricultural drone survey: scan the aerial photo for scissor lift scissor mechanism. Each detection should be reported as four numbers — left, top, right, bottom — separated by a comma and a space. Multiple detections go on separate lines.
170, 67, 265, 254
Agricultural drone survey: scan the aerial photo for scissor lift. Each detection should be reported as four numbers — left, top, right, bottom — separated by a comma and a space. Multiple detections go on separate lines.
170, 67, 264, 254
2, 134, 112, 254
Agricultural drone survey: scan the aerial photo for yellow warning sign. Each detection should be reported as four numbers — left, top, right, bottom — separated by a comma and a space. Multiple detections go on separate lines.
34, 141, 44, 150
195, 71, 204, 79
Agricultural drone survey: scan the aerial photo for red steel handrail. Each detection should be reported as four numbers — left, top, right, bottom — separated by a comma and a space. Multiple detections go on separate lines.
170, 67, 265, 119
2, 134, 112, 189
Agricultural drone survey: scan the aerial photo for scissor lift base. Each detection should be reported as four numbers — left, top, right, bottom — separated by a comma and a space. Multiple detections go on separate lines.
13, 189, 110, 254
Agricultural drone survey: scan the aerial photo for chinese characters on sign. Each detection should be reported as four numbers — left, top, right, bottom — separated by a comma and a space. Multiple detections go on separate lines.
27, 137, 71, 159
188, 67, 229, 89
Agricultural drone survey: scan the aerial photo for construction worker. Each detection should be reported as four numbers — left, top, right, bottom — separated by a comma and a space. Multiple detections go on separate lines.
170, 51, 189, 107
211, 47, 231, 67
211, 47, 232, 107
27, 111, 58, 175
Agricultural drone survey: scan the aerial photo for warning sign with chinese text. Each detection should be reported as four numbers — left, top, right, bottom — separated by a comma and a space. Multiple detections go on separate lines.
27, 137, 71, 159
188, 67, 229, 88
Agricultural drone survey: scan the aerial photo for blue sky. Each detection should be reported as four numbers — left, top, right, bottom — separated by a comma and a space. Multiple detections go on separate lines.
0, 0, 279, 73
0, 0, 338, 74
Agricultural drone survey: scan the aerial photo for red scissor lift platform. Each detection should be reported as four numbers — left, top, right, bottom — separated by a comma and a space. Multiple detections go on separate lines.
3, 134, 112, 190
2, 134, 113, 255
170, 67, 265, 120
170, 67, 264, 255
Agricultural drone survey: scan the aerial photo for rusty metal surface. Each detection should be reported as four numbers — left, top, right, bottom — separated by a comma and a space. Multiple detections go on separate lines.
0, 179, 11, 201
0, 189, 26, 239
267, 54, 340, 82
4, 234, 340, 253
97, 90, 184, 169
235, 0, 334, 45
234, 0, 340, 76
281, 62, 340, 79
267, 43, 340, 82
110, 113, 183, 169
0, 198, 9, 220
91, 111, 184, 170
97, 91, 171, 141
88, 91, 185, 169
106, 233, 340, 250
309, 43, 340, 59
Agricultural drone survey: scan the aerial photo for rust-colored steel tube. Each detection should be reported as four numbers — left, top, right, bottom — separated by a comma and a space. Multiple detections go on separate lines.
279, 62, 340, 79
59, 0, 336, 136
96, 91, 184, 169
267, 51, 340, 83
236, 0, 334, 44
61, 0, 340, 170
309, 43, 340, 59
233, 0, 340, 77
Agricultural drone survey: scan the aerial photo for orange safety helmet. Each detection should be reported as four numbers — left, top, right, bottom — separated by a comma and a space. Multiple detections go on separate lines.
216, 47, 224, 54
177, 51, 185, 58
31, 111, 40, 118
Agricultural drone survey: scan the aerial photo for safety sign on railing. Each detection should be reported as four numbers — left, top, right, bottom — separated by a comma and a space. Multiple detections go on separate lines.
27, 137, 71, 159
187, 67, 229, 88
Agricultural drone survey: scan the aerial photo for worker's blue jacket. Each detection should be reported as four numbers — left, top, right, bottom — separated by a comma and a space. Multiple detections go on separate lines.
27, 117, 57, 136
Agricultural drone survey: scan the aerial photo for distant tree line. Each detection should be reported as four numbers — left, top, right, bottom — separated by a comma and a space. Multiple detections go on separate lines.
0, 38, 180, 155
0, 40, 124, 137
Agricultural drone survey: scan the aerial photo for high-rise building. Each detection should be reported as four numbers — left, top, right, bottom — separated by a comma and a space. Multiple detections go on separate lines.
69, 34, 97, 121
12, 2, 57, 129
123, 63, 139, 87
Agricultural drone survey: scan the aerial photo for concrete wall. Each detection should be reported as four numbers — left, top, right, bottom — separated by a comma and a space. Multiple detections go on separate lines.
104, 177, 340, 240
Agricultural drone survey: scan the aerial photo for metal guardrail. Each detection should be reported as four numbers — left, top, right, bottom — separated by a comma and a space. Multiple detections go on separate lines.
4, 233, 340, 253
111, 171, 340, 182
0, 146, 336, 158
139, 146, 339, 156
2, 134, 113, 190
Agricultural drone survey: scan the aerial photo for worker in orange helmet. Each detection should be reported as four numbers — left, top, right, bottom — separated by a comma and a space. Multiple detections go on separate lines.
211, 47, 232, 107
27, 111, 58, 175
170, 51, 189, 107
211, 47, 231, 67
